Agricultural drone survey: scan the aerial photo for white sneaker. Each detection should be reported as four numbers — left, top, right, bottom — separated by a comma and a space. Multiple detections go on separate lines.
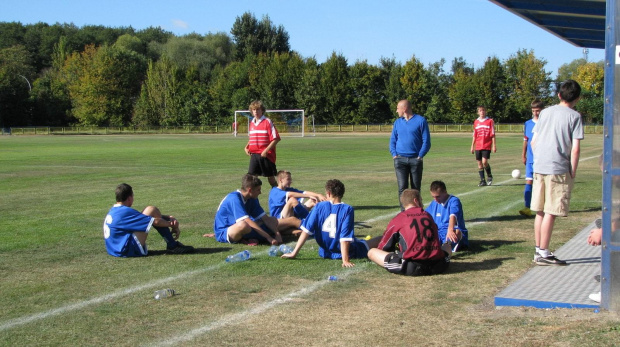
589, 292, 601, 303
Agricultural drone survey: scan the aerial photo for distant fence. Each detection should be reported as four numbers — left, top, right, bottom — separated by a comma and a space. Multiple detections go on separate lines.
4, 123, 604, 135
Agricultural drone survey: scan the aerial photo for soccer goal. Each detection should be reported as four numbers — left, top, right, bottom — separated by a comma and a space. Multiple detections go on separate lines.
233, 109, 315, 137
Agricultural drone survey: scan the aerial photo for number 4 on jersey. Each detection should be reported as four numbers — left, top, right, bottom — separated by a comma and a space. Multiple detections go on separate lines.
322, 214, 337, 238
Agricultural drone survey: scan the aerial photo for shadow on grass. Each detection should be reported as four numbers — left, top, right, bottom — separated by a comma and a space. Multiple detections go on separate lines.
447, 256, 514, 274
147, 247, 232, 256
467, 215, 532, 223
462, 239, 525, 254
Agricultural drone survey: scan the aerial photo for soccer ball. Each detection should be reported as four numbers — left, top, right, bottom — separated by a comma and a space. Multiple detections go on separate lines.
511, 169, 521, 179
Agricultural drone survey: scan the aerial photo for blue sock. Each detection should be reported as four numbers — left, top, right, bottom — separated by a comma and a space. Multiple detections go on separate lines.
524, 184, 532, 208
154, 226, 178, 248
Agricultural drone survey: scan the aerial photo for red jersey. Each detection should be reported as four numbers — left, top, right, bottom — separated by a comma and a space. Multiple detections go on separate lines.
378, 206, 445, 261
247, 116, 280, 163
473, 117, 495, 150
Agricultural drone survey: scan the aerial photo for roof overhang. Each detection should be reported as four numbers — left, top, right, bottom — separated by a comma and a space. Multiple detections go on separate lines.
489, 0, 606, 49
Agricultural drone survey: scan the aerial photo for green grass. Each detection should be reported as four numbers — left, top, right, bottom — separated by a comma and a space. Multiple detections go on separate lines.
0, 133, 617, 346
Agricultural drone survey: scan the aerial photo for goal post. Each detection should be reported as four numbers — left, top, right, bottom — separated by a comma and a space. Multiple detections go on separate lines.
234, 109, 314, 137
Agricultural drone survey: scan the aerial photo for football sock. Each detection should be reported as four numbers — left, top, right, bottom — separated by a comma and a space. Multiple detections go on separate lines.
478, 169, 485, 181
154, 226, 178, 247
524, 183, 533, 208
485, 164, 493, 177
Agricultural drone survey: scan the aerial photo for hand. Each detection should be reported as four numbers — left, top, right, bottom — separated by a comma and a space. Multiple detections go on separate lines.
261, 149, 268, 158
341, 260, 355, 268
270, 238, 279, 246
470, 148, 474, 154
446, 230, 459, 243
522, 156, 526, 165
275, 232, 283, 244
244, 147, 250, 156
588, 228, 602, 246
281, 252, 296, 259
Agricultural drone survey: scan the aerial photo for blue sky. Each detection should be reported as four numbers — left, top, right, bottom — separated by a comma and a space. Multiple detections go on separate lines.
1, 0, 605, 77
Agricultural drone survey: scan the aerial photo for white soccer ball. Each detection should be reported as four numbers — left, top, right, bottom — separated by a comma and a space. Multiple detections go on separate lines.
511, 169, 521, 179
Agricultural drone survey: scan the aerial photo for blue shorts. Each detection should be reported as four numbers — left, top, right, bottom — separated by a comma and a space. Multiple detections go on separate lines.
293, 203, 309, 219
318, 239, 369, 259
121, 234, 148, 257
525, 162, 534, 181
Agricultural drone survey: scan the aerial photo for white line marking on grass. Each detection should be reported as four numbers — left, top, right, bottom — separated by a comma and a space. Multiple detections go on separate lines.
149, 264, 368, 347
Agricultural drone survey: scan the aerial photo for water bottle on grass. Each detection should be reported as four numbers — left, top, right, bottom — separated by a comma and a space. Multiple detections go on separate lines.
268, 245, 279, 257
226, 250, 251, 263
154, 288, 175, 300
279, 244, 293, 254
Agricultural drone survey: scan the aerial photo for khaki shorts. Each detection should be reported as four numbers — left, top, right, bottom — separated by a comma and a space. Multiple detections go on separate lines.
530, 173, 574, 216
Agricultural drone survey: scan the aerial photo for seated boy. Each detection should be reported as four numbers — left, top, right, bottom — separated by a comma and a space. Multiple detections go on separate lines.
281, 179, 381, 267
213, 174, 282, 245
103, 183, 195, 257
368, 189, 451, 276
425, 180, 469, 251
268, 170, 326, 220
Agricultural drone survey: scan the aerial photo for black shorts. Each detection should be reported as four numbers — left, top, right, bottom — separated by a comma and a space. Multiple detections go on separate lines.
383, 252, 449, 276
475, 150, 491, 161
248, 153, 277, 177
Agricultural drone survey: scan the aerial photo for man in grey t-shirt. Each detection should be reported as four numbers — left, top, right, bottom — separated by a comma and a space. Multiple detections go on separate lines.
530, 79, 584, 266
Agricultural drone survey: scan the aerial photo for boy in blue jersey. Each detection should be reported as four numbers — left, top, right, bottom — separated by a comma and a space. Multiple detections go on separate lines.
281, 179, 381, 267
213, 174, 284, 245
425, 180, 469, 251
103, 183, 194, 257
269, 170, 326, 220
519, 99, 543, 217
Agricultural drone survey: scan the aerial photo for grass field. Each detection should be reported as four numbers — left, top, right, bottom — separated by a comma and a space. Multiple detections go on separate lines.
0, 132, 618, 346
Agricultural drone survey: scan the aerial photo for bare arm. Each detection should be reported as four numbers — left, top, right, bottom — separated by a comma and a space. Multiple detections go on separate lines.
261, 138, 280, 158
470, 137, 475, 154
281, 231, 310, 259
570, 139, 581, 178
340, 240, 354, 267
244, 218, 277, 245
522, 139, 528, 165
446, 215, 459, 243
491, 136, 496, 153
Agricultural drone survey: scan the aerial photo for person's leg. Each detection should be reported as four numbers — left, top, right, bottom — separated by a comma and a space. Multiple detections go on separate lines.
142, 206, 177, 247
227, 220, 253, 242
394, 157, 410, 210
280, 197, 299, 218
409, 157, 424, 191
267, 176, 277, 188
367, 248, 390, 267
365, 236, 383, 249
477, 160, 486, 185
539, 214, 557, 251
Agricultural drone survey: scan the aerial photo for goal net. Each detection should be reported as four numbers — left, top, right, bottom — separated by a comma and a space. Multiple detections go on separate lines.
234, 109, 315, 137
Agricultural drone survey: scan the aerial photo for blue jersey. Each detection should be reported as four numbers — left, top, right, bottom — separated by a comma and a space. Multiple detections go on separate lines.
103, 204, 154, 257
425, 195, 468, 246
523, 119, 537, 164
301, 201, 357, 259
214, 190, 266, 243
268, 186, 304, 218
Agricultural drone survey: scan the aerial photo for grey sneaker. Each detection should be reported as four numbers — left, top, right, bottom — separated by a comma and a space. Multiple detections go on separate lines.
487, 176, 493, 186
535, 255, 567, 266
533, 252, 541, 262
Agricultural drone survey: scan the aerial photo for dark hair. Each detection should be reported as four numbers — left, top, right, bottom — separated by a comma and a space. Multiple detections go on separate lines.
429, 180, 447, 193
557, 79, 581, 103
530, 99, 544, 109
115, 183, 133, 202
400, 189, 421, 207
241, 174, 262, 191
325, 179, 345, 198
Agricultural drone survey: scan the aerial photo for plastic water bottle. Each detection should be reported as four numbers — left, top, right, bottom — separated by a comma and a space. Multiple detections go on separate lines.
328, 275, 338, 281
154, 288, 175, 300
226, 250, 251, 263
268, 245, 279, 257
279, 244, 293, 254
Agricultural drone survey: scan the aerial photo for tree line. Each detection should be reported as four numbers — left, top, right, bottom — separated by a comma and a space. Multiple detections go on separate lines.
0, 13, 605, 128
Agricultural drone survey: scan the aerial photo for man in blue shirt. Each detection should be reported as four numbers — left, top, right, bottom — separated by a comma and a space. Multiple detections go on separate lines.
103, 183, 194, 257
390, 99, 431, 210
425, 180, 469, 251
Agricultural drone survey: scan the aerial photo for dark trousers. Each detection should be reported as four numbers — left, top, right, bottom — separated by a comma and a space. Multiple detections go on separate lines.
394, 156, 423, 210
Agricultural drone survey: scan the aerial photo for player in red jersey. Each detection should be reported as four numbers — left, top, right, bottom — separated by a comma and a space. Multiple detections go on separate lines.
470, 106, 496, 186
244, 100, 281, 187
368, 189, 451, 276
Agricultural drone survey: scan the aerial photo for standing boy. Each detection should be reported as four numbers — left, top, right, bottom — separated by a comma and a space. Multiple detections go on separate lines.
103, 183, 195, 257
281, 179, 381, 267
425, 180, 469, 251
519, 99, 544, 217
245, 100, 280, 187
368, 189, 451, 276
471, 106, 496, 186
531, 79, 583, 266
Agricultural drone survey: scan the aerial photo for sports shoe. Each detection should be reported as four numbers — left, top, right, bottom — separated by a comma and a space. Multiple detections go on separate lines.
478, 180, 487, 187
519, 207, 533, 217
535, 254, 567, 266
487, 176, 493, 186
167, 242, 195, 254
533, 252, 541, 262
589, 292, 601, 303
